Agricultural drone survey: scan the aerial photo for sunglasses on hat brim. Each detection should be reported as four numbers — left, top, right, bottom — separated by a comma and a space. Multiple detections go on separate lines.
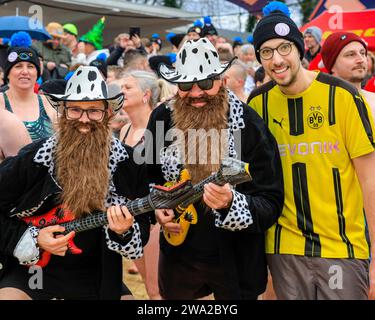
18, 52, 33, 60
177, 76, 221, 92
8, 52, 34, 62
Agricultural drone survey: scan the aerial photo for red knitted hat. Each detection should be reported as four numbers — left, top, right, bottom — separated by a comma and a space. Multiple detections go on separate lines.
321, 32, 367, 73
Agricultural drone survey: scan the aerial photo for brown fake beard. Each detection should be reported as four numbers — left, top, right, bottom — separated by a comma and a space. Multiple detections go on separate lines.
172, 86, 229, 184
55, 116, 112, 218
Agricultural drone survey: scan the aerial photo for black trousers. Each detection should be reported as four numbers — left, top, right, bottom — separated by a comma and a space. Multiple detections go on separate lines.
158, 250, 255, 300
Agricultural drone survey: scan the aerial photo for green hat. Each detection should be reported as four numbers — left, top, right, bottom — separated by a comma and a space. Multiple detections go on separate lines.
79, 17, 105, 50
63, 23, 78, 37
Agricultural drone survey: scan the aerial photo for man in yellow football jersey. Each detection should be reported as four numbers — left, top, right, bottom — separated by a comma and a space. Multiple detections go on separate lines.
248, 2, 375, 300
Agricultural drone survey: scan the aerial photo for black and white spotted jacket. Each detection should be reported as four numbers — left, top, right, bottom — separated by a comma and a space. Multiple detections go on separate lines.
0, 135, 151, 297
145, 91, 284, 298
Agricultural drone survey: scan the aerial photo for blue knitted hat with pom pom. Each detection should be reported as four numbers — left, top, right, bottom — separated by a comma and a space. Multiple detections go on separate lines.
150, 33, 162, 49
232, 36, 243, 48
4, 31, 41, 83
89, 52, 108, 79
253, 1, 304, 62
202, 16, 218, 36
187, 19, 203, 37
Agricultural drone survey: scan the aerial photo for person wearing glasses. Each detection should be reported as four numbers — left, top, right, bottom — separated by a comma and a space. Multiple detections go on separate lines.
144, 38, 284, 300
0, 32, 55, 142
0, 66, 151, 299
248, 2, 375, 300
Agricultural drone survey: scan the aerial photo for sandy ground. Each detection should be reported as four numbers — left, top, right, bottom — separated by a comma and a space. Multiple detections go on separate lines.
122, 259, 215, 300
123, 258, 149, 300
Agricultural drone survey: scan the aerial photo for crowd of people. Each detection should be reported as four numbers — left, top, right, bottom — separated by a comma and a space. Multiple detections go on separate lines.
0, 0, 375, 300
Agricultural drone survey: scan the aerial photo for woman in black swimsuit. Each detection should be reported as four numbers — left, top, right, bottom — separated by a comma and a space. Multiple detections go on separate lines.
119, 70, 174, 299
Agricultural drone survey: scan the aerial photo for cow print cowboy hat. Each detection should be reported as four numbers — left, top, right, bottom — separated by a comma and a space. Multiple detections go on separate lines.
45, 66, 124, 114
159, 37, 236, 83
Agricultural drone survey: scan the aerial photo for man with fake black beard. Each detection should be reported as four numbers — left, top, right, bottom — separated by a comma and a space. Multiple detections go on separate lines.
248, 3, 375, 300
145, 38, 284, 300
0, 66, 150, 299
321, 32, 375, 119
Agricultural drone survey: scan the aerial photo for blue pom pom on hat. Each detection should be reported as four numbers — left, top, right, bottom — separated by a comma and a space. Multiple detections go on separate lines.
203, 16, 212, 25
263, 1, 291, 17
10, 31, 32, 48
193, 19, 203, 28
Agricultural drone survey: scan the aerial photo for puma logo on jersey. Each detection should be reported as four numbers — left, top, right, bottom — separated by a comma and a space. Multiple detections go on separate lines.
273, 118, 284, 128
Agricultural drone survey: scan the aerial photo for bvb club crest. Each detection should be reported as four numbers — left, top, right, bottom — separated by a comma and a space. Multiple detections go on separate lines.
307, 106, 324, 129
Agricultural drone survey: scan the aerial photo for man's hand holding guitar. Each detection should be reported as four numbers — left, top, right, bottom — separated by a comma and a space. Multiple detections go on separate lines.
155, 209, 181, 235
37, 226, 75, 257
107, 205, 134, 235
37, 205, 134, 257
203, 183, 233, 210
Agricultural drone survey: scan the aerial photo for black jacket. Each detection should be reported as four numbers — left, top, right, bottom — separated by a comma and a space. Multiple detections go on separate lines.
144, 92, 284, 299
0, 137, 150, 299
0, 44, 9, 71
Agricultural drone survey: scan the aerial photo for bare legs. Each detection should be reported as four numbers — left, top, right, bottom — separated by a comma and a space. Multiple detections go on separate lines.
0, 287, 32, 300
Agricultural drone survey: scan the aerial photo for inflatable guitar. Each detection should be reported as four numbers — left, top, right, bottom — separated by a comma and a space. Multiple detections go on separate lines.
22, 181, 193, 267
163, 157, 252, 246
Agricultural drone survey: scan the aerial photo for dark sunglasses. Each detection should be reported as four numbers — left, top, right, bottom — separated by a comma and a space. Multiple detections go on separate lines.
177, 76, 221, 92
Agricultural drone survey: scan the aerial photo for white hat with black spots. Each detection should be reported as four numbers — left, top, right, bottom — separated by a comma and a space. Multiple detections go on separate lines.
45, 66, 124, 114
159, 37, 236, 83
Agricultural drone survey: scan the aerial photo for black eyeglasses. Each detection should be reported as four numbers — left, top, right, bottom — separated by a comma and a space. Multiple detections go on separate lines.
64, 107, 106, 121
177, 76, 221, 92
258, 42, 294, 60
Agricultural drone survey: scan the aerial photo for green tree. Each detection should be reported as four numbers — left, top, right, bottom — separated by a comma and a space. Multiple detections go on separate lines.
164, 0, 180, 8
246, 14, 256, 33
298, 0, 320, 23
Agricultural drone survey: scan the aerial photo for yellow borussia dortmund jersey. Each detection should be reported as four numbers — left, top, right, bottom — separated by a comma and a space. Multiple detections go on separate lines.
248, 72, 375, 258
